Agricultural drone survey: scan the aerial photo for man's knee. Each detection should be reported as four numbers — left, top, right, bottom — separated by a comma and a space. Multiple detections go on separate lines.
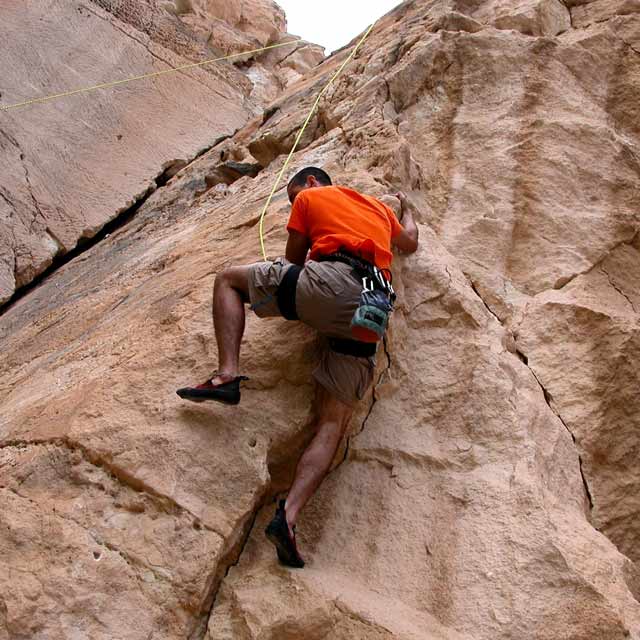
315, 388, 353, 439
215, 265, 251, 297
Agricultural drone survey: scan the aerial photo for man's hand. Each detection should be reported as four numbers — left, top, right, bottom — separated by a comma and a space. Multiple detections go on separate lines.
392, 191, 419, 254
396, 191, 409, 211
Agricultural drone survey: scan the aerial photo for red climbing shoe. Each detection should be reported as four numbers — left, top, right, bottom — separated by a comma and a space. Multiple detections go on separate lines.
176, 374, 248, 405
265, 500, 305, 568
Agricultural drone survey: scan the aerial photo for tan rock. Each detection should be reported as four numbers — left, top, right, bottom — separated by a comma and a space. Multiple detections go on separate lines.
515, 234, 640, 561
473, 0, 572, 35
1, 0, 640, 638
0, 443, 224, 638
94, 0, 324, 97
184, 0, 287, 45
0, 0, 324, 307
0, 0, 254, 307
571, 0, 640, 28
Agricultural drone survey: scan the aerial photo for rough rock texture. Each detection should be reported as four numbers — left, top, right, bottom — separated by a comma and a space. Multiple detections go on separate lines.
0, 0, 323, 307
1, 0, 640, 638
93, 0, 325, 101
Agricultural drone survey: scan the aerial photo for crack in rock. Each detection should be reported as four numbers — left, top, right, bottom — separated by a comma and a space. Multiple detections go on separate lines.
0, 131, 233, 318
459, 272, 596, 514
0, 128, 44, 227
553, 229, 639, 292
468, 277, 504, 325
195, 500, 264, 640
602, 265, 638, 313
514, 349, 595, 513
341, 334, 393, 467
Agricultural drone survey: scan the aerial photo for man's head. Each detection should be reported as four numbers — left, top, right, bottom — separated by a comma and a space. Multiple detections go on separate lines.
287, 167, 332, 204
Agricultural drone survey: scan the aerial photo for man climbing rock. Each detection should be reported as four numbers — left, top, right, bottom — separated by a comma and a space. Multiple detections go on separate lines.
177, 167, 419, 567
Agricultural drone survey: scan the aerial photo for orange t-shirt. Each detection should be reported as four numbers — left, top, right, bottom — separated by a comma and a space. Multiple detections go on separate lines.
286, 186, 403, 270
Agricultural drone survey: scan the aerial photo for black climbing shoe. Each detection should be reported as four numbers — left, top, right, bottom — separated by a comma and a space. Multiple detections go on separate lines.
265, 500, 305, 569
176, 375, 249, 405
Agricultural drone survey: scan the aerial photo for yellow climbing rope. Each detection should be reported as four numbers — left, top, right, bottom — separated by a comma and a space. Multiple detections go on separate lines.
258, 23, 375, 261
0, 22, 377, 262
0, 40, 302, 113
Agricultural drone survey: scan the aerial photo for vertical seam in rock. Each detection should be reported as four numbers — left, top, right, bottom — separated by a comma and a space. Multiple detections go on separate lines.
463, 276, 595, 514
0, 187, 16, 211
601, 265, 638, 313
341, 334, 393, 466
196, 500, 263, 640
0, 129, 44, 230
514, 351, 595, 513
468, 278, 504, 325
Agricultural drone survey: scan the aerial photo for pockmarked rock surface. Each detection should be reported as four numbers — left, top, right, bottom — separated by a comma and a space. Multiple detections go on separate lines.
1, 0, 640, 638
0, 0, 322, 307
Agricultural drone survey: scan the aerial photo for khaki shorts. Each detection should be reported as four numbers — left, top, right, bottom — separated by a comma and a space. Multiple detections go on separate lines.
247, 258, 376, 407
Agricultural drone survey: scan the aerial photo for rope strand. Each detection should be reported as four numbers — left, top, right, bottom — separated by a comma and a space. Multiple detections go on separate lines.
258, 24, 375, 261
0, 39, 303, 113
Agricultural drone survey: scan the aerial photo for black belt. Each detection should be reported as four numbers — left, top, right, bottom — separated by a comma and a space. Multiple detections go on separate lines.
318, 251, 374, 277
329, 338, 377, 358
276, 264, 302, 321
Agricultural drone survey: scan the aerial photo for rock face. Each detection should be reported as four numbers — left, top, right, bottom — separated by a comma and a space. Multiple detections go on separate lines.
0, 0, 323, 308
1, 0, 640, 639
93, 0, 325, 101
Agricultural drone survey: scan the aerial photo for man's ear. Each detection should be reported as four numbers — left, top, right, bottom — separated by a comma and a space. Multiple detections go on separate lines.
307, 176, 319, 187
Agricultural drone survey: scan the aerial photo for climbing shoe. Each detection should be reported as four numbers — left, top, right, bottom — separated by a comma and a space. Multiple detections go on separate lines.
265, 500, 305, 569
176, 375, 248, 405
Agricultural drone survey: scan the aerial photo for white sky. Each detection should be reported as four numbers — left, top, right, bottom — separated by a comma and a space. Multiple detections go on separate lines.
276, 1, 401, 53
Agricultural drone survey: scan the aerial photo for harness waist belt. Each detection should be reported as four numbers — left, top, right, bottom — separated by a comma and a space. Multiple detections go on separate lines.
318, 251, 374, 275
277, 264, 302, 321
329, 338, 377, 358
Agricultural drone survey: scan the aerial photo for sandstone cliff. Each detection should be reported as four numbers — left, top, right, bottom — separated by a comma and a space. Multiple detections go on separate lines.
1, 0, 640, 639
0, 0, 323, 307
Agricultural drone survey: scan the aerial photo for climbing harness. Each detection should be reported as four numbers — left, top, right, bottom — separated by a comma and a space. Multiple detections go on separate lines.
320, 251, 396, 344
328, 337, 377, 359
352, 288, 394, 343
275, 251, 394, 355
276, 264, 303, 321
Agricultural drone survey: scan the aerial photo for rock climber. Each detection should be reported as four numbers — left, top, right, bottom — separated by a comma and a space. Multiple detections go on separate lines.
177, 167, 419, 567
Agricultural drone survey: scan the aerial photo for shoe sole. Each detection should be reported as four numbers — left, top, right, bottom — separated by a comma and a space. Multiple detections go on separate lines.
265, 524, 305, 569
176, 390, 240, 405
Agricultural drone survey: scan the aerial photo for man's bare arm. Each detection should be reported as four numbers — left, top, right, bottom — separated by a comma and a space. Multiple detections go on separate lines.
392, 192, 419, 254
285, 230, 311, 266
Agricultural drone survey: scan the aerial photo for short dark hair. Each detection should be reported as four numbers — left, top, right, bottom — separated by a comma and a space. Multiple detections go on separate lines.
287, 167, 332, 190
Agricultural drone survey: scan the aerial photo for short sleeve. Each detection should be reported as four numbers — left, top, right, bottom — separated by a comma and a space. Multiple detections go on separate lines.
383, 203, 404, 239
287, 193, 308, 235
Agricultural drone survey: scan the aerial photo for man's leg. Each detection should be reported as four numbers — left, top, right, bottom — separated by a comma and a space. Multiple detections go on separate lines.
284, 385, 353, 532
211, 265, 251, 384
